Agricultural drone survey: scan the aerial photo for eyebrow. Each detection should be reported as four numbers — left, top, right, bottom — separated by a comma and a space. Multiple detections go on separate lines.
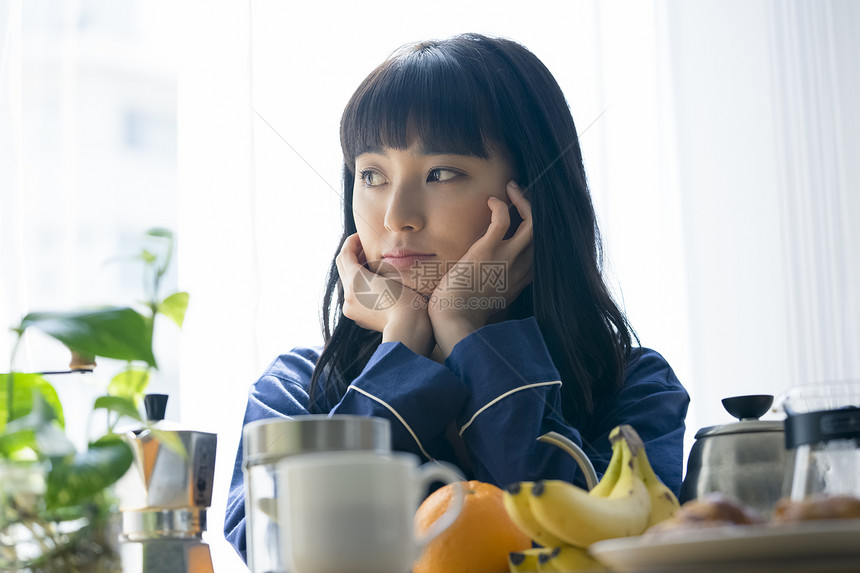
417, 144, 484, 158
355, 145, 485, 159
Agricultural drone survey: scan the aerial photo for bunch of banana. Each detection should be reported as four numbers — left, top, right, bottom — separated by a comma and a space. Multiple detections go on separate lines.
503, 425, 680, 572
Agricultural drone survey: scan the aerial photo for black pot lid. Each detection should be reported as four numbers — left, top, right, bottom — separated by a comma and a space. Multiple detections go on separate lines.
694, 394, 784, 438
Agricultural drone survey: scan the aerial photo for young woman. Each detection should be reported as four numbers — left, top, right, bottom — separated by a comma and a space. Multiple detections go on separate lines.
226, 33, 688, 561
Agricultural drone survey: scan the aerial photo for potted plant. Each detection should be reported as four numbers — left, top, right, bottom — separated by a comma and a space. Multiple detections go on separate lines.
0, 228, 188, 572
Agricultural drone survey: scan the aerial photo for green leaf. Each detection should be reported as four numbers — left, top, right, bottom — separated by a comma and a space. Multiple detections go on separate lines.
146, 228, 173, 239
108, 367, 150, 404
0, 373, 65, 431
157, 291, 189, 328
93, 395, 142, 422
140, 249, 157, 264
20, 307, 157, 367
5, 393, 56, 432
46, 434, 133, 509
1, 394, 74, 458
0, 428, 37, 457
149, 428, 187, 458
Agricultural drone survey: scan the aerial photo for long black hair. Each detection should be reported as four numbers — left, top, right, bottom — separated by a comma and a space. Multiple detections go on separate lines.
310, 34, 636, 422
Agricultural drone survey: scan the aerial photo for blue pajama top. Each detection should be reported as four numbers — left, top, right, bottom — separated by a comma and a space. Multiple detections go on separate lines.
225, 317, 689, 561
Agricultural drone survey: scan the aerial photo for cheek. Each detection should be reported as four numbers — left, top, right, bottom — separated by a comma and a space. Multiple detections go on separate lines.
351, 211, 373, 260
351, 189, 369, 227
352, 192, 381, 242
353, 218, 374, 255
435, 200, 494, 257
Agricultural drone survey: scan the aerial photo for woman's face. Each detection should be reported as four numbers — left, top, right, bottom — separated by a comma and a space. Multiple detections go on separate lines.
352, 142, 516, 294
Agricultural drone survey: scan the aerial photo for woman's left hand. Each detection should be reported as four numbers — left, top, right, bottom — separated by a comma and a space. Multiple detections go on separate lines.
428, 180, 533, 358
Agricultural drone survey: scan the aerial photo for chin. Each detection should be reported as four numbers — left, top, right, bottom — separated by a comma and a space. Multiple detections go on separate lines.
366, 262, 438, 298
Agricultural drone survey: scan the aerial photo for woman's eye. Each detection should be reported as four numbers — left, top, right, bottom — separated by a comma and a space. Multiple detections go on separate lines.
359, 170, 385, 187
427, 168, 461, 183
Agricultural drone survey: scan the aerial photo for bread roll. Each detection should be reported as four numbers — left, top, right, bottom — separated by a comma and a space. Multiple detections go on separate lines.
772, 495, 860, 523
646, 493, 764, 534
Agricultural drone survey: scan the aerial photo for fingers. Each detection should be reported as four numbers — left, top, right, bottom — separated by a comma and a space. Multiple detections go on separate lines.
335, 233, 361, 281
465, 179, 534, 256
337, 234, 386, 330
337, 234, 378, 302
483, 180, 533, 245
507, 181, 531, 219
483, 195, 512, 243
506, 181, 533, 247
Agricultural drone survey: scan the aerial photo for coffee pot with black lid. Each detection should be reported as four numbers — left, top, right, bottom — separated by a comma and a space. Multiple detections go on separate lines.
680, 394, 791, 516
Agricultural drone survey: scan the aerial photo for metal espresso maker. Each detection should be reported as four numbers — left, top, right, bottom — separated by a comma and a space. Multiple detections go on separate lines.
116, 394, 218, 573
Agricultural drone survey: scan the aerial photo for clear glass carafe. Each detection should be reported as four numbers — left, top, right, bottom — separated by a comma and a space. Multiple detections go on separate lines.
783, 381, 860, 502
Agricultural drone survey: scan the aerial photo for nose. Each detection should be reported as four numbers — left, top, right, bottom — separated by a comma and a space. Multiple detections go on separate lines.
383, 180, 425, 232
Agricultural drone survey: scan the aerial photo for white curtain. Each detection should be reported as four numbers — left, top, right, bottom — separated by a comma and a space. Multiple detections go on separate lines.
661, 0, 860, 434
769, 0, 860, 385
0, 0, 24, 370
1, 0, 181, 443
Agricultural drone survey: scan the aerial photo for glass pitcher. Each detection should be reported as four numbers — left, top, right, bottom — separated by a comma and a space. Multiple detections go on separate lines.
783, 381, 860, 502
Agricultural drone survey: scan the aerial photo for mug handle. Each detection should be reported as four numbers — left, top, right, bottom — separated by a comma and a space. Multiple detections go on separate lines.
414, 461, 465, 548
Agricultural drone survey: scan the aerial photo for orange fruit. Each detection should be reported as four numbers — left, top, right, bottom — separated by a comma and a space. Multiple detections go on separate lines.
413, 480, 532, 573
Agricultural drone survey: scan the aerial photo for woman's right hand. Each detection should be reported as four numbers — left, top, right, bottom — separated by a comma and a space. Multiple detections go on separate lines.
336, 233, 435, 356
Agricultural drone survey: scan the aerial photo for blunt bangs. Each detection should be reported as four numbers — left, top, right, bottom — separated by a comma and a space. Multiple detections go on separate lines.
340, 41, 503, 169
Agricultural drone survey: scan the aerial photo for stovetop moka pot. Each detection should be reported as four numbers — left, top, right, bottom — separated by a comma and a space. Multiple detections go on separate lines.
116, 394, 217, 573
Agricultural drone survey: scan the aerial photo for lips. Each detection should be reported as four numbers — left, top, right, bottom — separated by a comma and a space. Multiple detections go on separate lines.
381, 249, 435, 270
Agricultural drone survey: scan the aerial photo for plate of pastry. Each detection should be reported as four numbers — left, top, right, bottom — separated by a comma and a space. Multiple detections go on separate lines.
590, 493, 860, 573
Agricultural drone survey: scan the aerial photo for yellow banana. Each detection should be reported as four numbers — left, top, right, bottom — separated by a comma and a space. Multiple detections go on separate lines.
638, 446, 681, 526
527, 432, 651, 547
608, 425, 680, 527
503, 482, 568, 547
508, 547, 553, 572
587, 437, 622, 498
538, 545, 606, 572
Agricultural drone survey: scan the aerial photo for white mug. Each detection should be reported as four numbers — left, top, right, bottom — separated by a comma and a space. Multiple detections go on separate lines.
275, 451, 464, 573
